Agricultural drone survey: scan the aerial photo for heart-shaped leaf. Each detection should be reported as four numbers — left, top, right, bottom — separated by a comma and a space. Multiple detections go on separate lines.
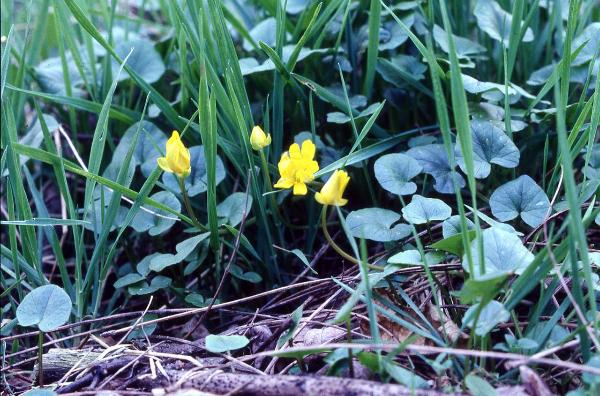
205, 334, 250, 353
111, 121, 168, 177
163, 146, 226, 197
128, 275, 172, 295
112, 40, 165, 83
407, 144, 465, 194
463, 228, 534, 278
35, 53, 93, 97
464, 300, 509, 336
150, 233, 211, 272
346, 208, 411, 242
402, 195, 452, 224
430, 231, 477, 257
474, 0, 534, 46
387, 250, 422, 265
572, 22, 600, 66
374, 153, 423, 195
456, 120, 520, 179
442, 215, 475, 238
114, 273, 145, 288
217, 192, 253, 227
131, 191, 180, 235
489, 175, 550, 227
465, 374, 498, 396
16, 285, 72, 332
433, 25, 486, 59
454, 272, 508, 304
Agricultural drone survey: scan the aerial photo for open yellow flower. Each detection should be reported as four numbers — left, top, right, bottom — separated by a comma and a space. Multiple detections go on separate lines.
157, 130, 191, 178
274, 139, 319, 195
250, 126, 271, 150
315, 170, 350, 206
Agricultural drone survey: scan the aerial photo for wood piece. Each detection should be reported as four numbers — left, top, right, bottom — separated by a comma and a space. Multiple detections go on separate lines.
168, 370, 459, 396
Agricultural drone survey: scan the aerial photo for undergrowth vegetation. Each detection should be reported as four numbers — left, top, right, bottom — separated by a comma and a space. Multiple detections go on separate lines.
1, 0, 599, 394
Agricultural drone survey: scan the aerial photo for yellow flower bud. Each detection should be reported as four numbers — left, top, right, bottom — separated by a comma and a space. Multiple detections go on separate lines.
157, 130, 191, 178
250, 126, 272, 151
315, 170, 350, 206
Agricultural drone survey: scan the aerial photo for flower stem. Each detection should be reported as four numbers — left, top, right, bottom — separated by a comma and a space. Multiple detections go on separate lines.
320, 206, 383, 270
178, 177, 207, 232
38, 331, 44, 386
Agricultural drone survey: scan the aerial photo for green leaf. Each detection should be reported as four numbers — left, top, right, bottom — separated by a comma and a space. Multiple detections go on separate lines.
432, 25, 486, 59
16, 285, 72, 332
128, 275, 172, 295
454, 272, 508, 304
382, 360, 429, 389
572, 23, 600, 66
489, 175, 550, 228
1, 218, 90, 227
150, 233, 211, 272
465, 374, 498, 396
229, 264, 262, 283
346, 208, 411, 242
456, 120, 520, 179
277, 304, 304, 348
112, 40, 165, 83
374, 153, 422, 196
130, 191, 180, 235
407, 144, 465, 194
114, 273, 145, 288
464, 300, 509, 336
387, 249, 422, 265
463, 228, 534, 278
430, 230, 477, 257
474, 0, 534, 46
205, 334, 250, 353
442, 215, 476, 238
217, 192, 253, 227
402, 195, 452, 224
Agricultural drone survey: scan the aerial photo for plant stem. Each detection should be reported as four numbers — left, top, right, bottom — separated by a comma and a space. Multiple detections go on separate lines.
178, 177, 207, 232
346, 317, 354, 378
320, 206, 383, 270
38, 331, 44, 386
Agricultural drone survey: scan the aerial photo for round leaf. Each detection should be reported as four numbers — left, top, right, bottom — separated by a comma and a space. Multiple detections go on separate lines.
162, 146, 226, 197
464, 300, 509, 336
112, 40, 165, 83
442, 215, 475, 238
131, 191, 180, 235
150, 233, 211, 272
217, 192, 253, 227
402, 195, 452, 224
387, 250, 422, 265
205, 334, 249, 353
374, 153, 422, 196
489, 175, 550, 227
406, 144, 465, 194
16, 285, 72, 332
474, 0, 534, 46
346, 208, 411, 242
462, 227, 534, 278
456, 120, 520, 179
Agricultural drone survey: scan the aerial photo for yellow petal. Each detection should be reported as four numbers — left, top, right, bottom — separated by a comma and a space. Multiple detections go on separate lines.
289, 143, 302, 159
300, 139, 316, 160
293, 182, 308, 195
274, 178, 294, 189
157, 157, 172, 173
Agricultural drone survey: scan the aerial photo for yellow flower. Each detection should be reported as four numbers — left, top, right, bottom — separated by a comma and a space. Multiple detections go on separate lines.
250, 126, 271, 150
315, 170, 350, 206
274, 139, 319, 195
157, 131, 191, 178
